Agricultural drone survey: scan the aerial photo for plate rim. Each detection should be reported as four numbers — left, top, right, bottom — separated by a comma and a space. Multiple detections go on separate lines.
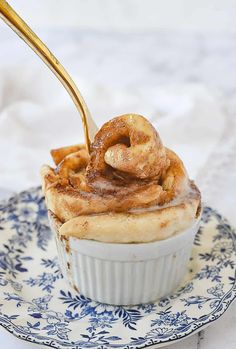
0, 299, 235, 349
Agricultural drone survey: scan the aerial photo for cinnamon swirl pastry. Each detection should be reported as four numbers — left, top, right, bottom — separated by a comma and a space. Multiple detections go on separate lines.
41, 114, 201, 243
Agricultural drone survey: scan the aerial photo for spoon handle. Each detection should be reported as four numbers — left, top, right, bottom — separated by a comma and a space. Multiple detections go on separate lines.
0, 0, 98, 152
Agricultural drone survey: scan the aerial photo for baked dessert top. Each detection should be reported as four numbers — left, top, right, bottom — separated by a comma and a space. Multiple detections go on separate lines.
41, 114, 201, 243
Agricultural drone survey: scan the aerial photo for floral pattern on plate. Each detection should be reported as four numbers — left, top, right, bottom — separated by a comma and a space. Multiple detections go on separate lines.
0, 187, 235, 348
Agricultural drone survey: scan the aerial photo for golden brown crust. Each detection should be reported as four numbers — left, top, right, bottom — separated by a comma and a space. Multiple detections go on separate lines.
56, 149, 89, 178
86, 114, 169, 188
42, 114, 201, 242
51, 144, 85, 166
58, 190, 200, 243
41, 146, 190, 222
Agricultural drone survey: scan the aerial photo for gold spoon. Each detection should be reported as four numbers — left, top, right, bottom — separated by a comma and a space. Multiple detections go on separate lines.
0, 0, 98, 153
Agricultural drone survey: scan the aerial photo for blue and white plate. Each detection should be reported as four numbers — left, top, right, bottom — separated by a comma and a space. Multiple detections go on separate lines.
0, 187, 235, 349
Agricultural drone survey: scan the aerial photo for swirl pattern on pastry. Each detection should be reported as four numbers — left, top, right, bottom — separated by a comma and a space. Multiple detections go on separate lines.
41, 114, 200, 242
86, 114, 169, 189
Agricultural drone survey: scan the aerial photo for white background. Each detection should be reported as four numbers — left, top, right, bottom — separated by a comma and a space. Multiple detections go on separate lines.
1, 0, 236, 32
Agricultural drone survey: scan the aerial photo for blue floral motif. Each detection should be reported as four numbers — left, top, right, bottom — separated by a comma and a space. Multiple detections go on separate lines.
0, 244, 33, 277
89, 310, 118, 329
114, 307, 142, 330
25, 272, 60, 293
9, 222, 33, 247
1, 187, 51, 252
151, 308, 190, 329
29, 295, 53, 312
146, 327, 175, 339
137, 303, 157, 313
0, 187, 236, 349
3, 292, 71, 340
0, 278, 22, 291
59, 290, 91, 310
181, 284, 225, 310
24, 258, 62, 293
158, 298, 170, 307
59, 290, 142, 330
195, 265, 222, 282
158, 282, 194, 307
207, 284, 224, 298
41, 311, 71, 340
212, 242, 233, 259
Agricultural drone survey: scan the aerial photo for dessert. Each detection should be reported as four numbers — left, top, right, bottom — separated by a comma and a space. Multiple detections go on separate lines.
41, 114, 201, 305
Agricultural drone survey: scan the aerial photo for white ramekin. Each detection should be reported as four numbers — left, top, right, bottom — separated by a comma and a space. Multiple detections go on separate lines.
49, 214, 200, 305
